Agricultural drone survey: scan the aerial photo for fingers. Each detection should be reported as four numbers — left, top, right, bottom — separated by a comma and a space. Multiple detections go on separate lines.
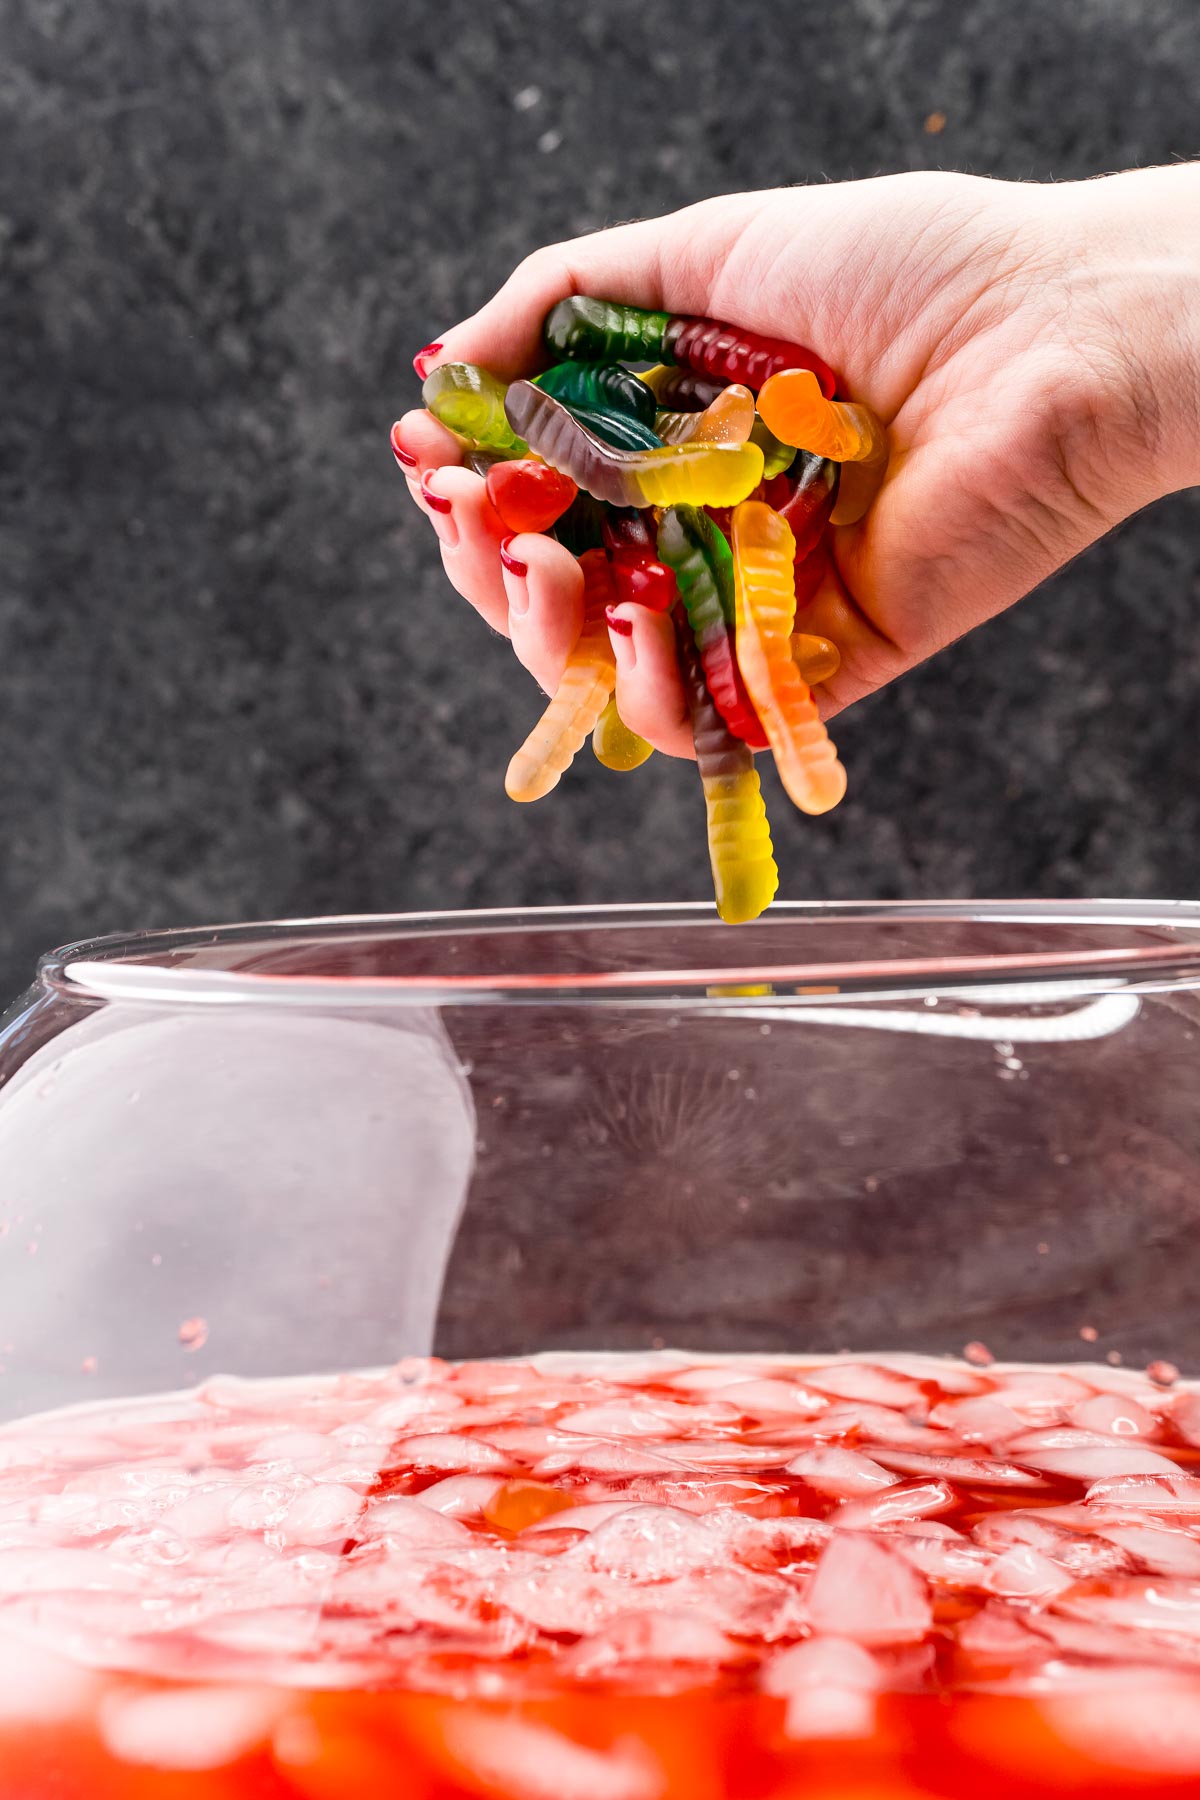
391, 409, 464, 503
606, 606, 693, 758
417, 195, 764, 383
417, 466, 510, 635
502, 532, 585, 695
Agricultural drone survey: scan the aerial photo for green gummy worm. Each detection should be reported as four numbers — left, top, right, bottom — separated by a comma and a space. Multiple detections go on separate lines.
422, 362, 527, 454
536, 360, 659, 430
543, 296, 671, 364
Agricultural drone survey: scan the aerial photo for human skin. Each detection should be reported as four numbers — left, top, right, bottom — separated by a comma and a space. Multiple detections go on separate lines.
393, 167, 1200, 758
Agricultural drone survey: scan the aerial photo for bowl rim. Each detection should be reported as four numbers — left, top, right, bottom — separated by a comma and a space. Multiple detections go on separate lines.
35, 899, 1200, 1009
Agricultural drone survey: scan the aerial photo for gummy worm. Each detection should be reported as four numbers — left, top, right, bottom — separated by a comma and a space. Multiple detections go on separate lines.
656, 505, 768, 751
757, 369, 887, 524
676, 616, 780, 925
421, 362, 527, 455
505, 549, 617, 803
653, 384, 756, 447
592, 695, 654, 772
537, 360, 658, 430
731, 501, 847, 815
504, 381, 763, 510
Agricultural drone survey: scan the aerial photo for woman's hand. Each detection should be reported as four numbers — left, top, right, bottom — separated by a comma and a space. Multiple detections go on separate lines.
394, 166, 1200, 757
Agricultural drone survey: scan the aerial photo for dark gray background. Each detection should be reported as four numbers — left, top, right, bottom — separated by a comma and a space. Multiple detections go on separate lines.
1, 0, 1197, 1004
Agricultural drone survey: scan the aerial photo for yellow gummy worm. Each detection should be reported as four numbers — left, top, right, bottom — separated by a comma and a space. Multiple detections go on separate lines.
592, 695, 654, 771
653, 385, 756, 447
505, 550, 617, 802
504, 381, 764, 510
757, 368, 888, 525
791, 632, 841, 685
676, 623, 779, 925
731, 502, 847, 816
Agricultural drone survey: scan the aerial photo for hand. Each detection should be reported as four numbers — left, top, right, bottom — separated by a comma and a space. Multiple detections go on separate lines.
394, 166, 1200, 757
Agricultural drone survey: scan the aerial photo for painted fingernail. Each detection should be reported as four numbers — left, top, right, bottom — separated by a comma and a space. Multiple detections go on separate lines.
607, 609, 637, 672
413, 342, 444, 378
389, 424, 417, 468
499, 536, 528, 579
421, 477, 452, 515
500, 537, 529, 614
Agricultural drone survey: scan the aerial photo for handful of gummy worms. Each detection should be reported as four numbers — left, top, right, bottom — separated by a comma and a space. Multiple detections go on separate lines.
394, 297, 888, 925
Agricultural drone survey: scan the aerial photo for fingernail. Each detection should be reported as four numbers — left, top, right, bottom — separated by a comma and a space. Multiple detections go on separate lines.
420, 476, 457, 547
389, 424, 417, 468
500, 536, 529, 614
499, 536, 528, 579
607, 609, 638, 672
413, 341, 444, 378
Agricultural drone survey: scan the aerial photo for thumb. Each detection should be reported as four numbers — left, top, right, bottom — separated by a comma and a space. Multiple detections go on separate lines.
417, 194, 768, 383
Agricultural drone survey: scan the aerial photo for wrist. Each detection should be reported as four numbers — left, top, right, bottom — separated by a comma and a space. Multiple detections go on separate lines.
1073, 166, 1200, 499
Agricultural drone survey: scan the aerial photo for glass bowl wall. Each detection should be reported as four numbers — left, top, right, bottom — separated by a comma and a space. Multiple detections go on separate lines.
0, 901, 1198, 1425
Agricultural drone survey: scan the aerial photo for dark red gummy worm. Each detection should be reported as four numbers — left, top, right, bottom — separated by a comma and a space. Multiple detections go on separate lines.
664, 317, 837, 399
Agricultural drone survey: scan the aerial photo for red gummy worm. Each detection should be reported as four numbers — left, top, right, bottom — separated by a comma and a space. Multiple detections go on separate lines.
665, 317, 837, 399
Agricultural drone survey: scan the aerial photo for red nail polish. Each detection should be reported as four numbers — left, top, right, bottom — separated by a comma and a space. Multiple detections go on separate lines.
413, 342, 444, 378
499, 536, 528, 578
421, 478, 452, 515
389, 425, 417, 468
605, 607, 634, 637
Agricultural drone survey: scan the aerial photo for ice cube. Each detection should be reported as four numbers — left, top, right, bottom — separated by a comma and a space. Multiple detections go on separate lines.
273, 1483, 361, 1548
0, 1628, 98, 1722
927, 1396, 1025, 1443
885, 1527, 991, 1588
972, 1510, 1130, 1579
99, 1683, 288, 1768
158, 1483, 247, 1541
359, 1495, 472, 1546
1053, 1575, 1200, 1638
762, 1636, 881, 1740
865, 1448, 1048, 1488
785, 1447, 899, 1498
986, 1544, 1077, 1599
1040, 1678, 1200, 1773
1098, 1522, 1200, 1579
1067, 1394, 1158, 1438
789, 1405, 942, 1449
1024, 1445, 1183, 1481
0, 1545, 144, 1594
566, 1607, 742, 1675
805, 1364, 931, 1412
715, 1379, 830, 1418
368, 1390, 465, 1429
535, 1443, 685, 1478
658, 1440, 791, 1472
558, 1402, 732, 1439
436, 1711, 665, 1800
1169, 1391, 1200, 1448
398, 1434, 510, 1473
835, 1479, 955, 1529
1033, 1608, 1200, 1668
250, 1431, 341, 1476
524, 1501, 637, 1536
987, 1372, 1094, 1420
1004, 1427, 1182, 1481
1085, 1474, 1200, 1514
564, 1506, 719, 1582
801, 1532, 933, 1644
953, 1600, 1054, 1678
